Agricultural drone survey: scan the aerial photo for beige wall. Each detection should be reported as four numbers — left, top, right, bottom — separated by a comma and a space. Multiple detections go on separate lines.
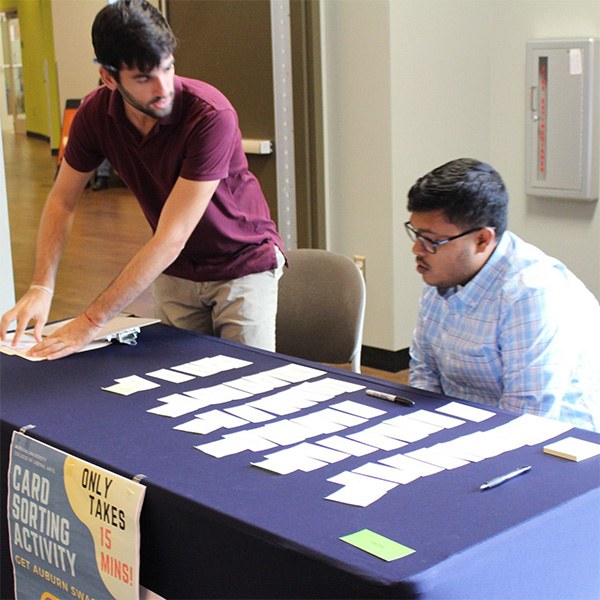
51, 0, 105, 110
321, 0, 600, 354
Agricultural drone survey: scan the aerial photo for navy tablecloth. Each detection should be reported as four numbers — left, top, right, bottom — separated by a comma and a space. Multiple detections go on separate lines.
2, 324, 599, 599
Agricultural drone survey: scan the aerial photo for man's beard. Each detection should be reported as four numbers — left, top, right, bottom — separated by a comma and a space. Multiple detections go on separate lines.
117, 83, 174, 120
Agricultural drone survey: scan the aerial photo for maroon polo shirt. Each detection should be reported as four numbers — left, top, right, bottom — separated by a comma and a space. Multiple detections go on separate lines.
64, 76, 283, 281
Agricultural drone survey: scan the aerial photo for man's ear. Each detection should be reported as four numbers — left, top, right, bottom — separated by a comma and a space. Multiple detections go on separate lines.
475, 227, 497, 253
99, 66, 118, 90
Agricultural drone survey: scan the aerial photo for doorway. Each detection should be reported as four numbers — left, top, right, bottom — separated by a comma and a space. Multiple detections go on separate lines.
0, 9, 25, 134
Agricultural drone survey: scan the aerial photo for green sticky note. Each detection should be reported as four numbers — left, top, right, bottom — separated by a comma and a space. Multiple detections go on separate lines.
340, 529, 415, 562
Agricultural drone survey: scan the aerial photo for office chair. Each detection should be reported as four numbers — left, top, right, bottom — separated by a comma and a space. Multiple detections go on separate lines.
276, 249, 366, 373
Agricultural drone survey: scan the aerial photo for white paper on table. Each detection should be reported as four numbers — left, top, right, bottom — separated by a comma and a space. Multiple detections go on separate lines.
265, 363, 327, 383
492, 413, 573, 445
378, 417, 437, 442
196, 432, 277, 458
281, 442, 349, 464
353, 462, 420, 484
252, 420, 315, 445
145, 368, 195, 383
193, 409, 248, 429
330, 400, 386, 419
171, 361, 223, 377
325, 471, 397, 506
379, 453, 444, 476
224, 404, 276, 423
367, 422, 431, 443
311, 377, 366, 395
103, 375, 160, 396
208, 355, 253, 370
405, 447, 469, 469
347, 429, 407, 451
316, 435, 378, 457
221, 430, 279, 451
147, 397, 210, 418
174, 418, 223, 435
249, 390, 317, 414
184, 384, 251, 404
290, 413, 347, 435
436, 401, 496, 422
405, 409, 465, 429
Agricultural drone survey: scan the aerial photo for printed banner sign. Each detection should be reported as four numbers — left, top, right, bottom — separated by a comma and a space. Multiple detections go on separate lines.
7, 431, 146, 600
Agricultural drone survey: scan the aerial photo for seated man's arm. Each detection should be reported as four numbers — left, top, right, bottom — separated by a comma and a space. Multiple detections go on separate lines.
28, 176, 219, 360
498, 283, 576, 421
408, 300, 442, 393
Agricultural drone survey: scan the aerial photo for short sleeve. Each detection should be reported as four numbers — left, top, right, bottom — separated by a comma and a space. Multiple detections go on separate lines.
179, 108, 238, 182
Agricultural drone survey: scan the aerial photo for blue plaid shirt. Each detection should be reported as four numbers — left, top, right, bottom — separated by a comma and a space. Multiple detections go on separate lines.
409, 232, 600, 432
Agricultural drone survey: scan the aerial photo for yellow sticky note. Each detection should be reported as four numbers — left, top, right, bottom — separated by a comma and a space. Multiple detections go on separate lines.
340, 529, 415, 561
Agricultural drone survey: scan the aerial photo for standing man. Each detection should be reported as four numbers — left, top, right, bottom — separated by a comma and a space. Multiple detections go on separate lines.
405, 158, 600, 432
1, 0, 285, 358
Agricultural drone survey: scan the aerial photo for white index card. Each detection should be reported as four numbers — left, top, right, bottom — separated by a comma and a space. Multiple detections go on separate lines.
330, 400, 386, 419
145, 368, 195, 383
221, 430, 279, 452
405, 447, 469, 470
173, 418, 222, 435
316, 435, 378, 457
195, 437, 252, 458
347, 429, 407, 451
324, 485, 390, 507
379, 453, 444, 476
353, 462, 420, 485
493, 413, 573, 446
379, 417, 434, 442
171, 361, 221, 377
436, 401, 496, 422
209, 355, 253, 370
147, 397, 209, 418
194, 409, 248, 430
286, 442, 349, 464
184, 384, 251, 404
290, 413, 347, 435
224, 405, 275, 423
248, 394, 310, 416
253, 420, 314, 445
312, 377, 365, 395
115, 374, 161, 391
266, 363, 327, 383
325, 471, 397, 507
242, 373, 289, 390
405, 409, 465, 429
319, 408, 367, 427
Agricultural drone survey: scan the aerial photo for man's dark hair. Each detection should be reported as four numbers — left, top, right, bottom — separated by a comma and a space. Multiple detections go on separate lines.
407, 158, 508, 237
92, 0, 177, 79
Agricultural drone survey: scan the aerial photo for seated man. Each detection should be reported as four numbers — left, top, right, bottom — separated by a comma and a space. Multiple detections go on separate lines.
405, 158, 600, 432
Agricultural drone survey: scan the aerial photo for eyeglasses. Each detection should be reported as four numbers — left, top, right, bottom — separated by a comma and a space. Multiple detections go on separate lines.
404, 221, 483, 254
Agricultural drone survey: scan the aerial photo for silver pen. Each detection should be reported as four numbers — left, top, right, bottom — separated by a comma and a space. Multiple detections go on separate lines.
480, 465, 532, 491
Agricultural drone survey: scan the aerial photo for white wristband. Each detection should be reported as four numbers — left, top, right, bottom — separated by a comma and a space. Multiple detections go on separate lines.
30, 285, 54, 298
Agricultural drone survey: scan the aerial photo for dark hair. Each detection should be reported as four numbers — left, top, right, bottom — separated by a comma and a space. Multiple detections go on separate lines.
92, 0, 177, 78
407, 158, 508, 237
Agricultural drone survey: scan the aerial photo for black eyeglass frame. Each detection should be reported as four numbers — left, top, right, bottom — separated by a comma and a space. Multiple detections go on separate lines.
404, 221, 484, 254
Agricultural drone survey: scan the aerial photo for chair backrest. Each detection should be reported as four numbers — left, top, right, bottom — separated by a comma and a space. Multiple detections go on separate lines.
276, 249, 366, 372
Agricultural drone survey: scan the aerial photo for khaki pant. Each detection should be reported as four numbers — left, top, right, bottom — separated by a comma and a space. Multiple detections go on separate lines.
152, 248, 285, 351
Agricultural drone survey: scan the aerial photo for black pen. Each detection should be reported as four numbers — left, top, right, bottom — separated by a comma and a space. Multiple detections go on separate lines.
366, 389, 415, 407
480, 465, 531, 491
